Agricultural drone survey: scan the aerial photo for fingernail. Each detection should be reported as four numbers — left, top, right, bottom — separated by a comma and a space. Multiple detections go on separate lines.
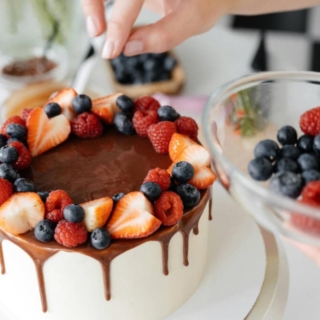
102, 40, 114, 59
124, 40, 144, 56
86, 16, 98, 38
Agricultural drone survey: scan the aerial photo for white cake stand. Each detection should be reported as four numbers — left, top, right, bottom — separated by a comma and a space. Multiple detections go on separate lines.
168, 184, 289, 320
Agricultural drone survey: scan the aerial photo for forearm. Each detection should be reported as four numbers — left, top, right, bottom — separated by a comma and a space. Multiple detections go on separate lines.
229, 0, 320, 15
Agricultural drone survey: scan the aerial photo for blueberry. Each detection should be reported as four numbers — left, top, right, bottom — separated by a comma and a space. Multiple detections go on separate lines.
115, 69, 133, 84
72, 94, 92, 114
313, 135, 320, 156
174, 183, 201, 208
301, 169, 320, 184
277, 126, 297, 146
0, 163, 19, 182
297, 134, 314, 153
140, 182, 162, 201
164, 55, 176, 71
297, 153, 320, 171
270, 171, 303, 198
116, 95, 134, 113
37, 191, 49, 203
172, 161, 194, 183
0, 134, 7, 148
114, 112, 135, 135
63, 204, 85, 223
274, 158, 299, 173
157, 105, 180, 122
248, 158, 273, 181
112, 192, 125, 203
44, 102, 62, 118
6, 138, 27, 147
0, 145, 18, 163
34, 220, 55, 243
5, 124, 26, 139
91, 228, 111, 250
254, 139, 279, 162
144, 57, 163, 72
14, 178, 36, 192
279, 145, 301, 160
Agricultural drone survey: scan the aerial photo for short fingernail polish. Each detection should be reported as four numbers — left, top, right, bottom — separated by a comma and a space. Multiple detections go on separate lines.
102, 40, 114, 59
124, 40, 144, 56
86, 16, 98, 38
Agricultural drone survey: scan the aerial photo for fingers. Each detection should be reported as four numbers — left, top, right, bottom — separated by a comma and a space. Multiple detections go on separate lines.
81, 0, 106, 37
102, 0, 144, 59
123, 1, 219, 56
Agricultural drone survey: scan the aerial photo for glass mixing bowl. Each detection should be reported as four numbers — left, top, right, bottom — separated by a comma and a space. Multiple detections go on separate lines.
202, 71, 320, 246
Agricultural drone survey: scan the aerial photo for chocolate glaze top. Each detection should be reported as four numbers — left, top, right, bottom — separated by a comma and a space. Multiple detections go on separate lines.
23, 126, 172, 203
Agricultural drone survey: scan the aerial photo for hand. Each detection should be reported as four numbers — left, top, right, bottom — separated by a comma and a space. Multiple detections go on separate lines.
81, 0, 228, 59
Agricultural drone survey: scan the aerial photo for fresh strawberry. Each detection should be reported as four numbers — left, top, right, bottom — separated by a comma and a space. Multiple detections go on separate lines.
291, 198, 320, 233
175, 116, 198, 141
46, 88, 77, 121
45, 190, 73, 223
27, 107, 71, 156
0, 178, 13, 206
54, 220, 88, 248
154, 191, 183, 226
168, 145, 216, 189
1, 116, 26, 138
106, 191, 161, 239
133, 110, 159, 137
71, 112, 103, 139
81, 197, 113, 232
168, 133, 197, 161
21, 108, 34, 121
147, 121, 176, 154
143, 168, 171, 191
91, 93, 122, 125
9, 141, 32, 170
0, 192, 45, 235
134, 96, 161, 113
300, 107, 320, 136
301, 180, 320, 204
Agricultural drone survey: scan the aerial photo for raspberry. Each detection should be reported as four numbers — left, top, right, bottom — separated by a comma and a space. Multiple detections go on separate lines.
144, 168, 171, 191
132, 110, 159, 137
9, 141, 32, 170
71, 112, 103, 139
175, 116, 198, 141
21, 108, 34, 121
0, 178, 13, 206
301, 180, 320, 204
291, 198, 320, 234
54, 220, 88, 248
45, 190, 73, 223
134, 96, 161, 113
147, 121, 177, 154
154, 191, 183, 226
300, 107, 320, 136
0, 116, 26, 138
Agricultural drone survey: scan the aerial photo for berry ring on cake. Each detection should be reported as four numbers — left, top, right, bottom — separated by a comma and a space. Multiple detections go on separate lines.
0, 89, 215, 320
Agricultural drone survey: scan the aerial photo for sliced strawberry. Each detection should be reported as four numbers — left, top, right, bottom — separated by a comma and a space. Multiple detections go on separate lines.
188, 167, 216, 190
0, 192, 45, 235
168, 133, 197, 161
168, 144, 216, 189
27, 107, 71, 157
46, 88, 77, 121
106, 192, 161, 239
91, 93, 122, 125
81, 197, 113, 232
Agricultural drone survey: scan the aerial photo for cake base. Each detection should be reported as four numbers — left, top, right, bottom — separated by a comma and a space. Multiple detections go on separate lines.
0, 203, 210, 320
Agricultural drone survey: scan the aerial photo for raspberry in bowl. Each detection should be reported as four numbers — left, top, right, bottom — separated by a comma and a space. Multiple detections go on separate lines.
0, 90, 215, 320
202, 71, 320, 246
